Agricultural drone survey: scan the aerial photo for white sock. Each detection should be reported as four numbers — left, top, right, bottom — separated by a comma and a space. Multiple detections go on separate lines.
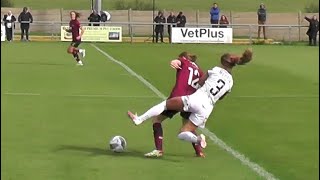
79, 49, 83, 53
178, 131, 199, 144
138, 100, 167, 122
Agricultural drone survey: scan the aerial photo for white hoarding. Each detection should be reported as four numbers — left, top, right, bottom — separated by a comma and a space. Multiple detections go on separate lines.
171, 27, 233, 43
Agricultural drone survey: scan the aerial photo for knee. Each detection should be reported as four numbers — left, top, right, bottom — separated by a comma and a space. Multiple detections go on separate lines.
152, 114, 167, 124
67, 47, 74, 54
177, 132, 184, 140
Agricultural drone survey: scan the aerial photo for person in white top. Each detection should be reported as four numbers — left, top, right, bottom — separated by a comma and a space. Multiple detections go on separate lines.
128, 48, 253, 151
2, 11, 16, 42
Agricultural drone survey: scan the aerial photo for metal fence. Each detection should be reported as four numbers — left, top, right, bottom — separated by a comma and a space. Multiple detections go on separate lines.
3, 20, 313, 43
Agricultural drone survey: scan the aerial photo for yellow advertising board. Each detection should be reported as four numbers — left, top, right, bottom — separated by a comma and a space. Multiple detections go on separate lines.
60, 26, 122, 42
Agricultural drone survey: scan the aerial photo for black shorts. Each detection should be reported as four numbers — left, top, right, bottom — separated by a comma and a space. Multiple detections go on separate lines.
161, 110, 191, 119
71, 41, 81, 48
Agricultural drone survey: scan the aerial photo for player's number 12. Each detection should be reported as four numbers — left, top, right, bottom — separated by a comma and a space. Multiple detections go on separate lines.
187, 67, 200, 89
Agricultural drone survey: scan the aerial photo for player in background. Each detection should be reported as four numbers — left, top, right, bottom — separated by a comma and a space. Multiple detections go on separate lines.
128, 49, 253, 150
144, 52, 204, 158
66, 11, 86, 66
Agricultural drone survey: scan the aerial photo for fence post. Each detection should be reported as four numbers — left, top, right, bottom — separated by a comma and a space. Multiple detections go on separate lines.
128, 8, 132, 37
60, 8, 63, 22
288, 26, 292, 44
51, 22, 54, 39
196, 9, 199, 27
298, 11, 301, 41
230, 11, 233, 25
249, 25, 253, 44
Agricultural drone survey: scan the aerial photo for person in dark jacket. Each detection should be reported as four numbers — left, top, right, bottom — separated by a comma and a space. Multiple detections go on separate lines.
210, 3, 220, 28
18, 7, 33, 41
167, 12, 176, 43
3, 11, 16, 42
305, 15, 319, 46
176, 12, 186, 27
88, 10, 101, 26
257, 3, 267, 39
154, 11, 166, 43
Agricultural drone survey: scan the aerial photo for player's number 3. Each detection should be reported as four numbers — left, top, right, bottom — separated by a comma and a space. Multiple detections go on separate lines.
210, 79, 225, 96
187, 67, 200, 89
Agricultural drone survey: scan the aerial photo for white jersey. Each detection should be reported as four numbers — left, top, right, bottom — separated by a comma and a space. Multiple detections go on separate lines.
198, 66, 233, 105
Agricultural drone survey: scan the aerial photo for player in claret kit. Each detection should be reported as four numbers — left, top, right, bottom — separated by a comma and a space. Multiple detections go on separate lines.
144, 52, 205, 158
128, 48, 253, 152
66, 11, 86, 66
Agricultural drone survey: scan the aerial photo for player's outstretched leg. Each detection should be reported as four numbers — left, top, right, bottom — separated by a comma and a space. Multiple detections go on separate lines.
127, 97, 184, 125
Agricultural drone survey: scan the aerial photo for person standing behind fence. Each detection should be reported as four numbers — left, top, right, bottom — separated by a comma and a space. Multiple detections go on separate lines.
257, 3, 267, 39
167, 12, 176, 43
176, 12, 186, 27
88, 10, 101, 26
305, 15, 319, 46
154, 11, 166, 43
18, 7, 33, 41
210, 3, 220, 28
3, 11, 16, 42
219, 15, 229, 28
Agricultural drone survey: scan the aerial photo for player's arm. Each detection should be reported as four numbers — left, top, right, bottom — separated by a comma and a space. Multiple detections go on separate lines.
170, 59, 182, 69
80, 26, 85, 37
65, 27, 72, 33
78, 26, 85, 39
198, 71, 209, 87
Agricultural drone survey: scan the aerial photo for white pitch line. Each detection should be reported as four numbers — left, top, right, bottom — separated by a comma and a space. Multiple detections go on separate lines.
91, 44, 278, 180
3, 93, 158, 99
3, 92, 41, 96
234, 95, 319, 98
67, 94, 158, 99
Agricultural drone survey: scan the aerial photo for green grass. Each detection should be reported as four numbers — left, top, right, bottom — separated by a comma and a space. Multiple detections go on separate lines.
1, 42, 319, 180
11, 0, 318, 12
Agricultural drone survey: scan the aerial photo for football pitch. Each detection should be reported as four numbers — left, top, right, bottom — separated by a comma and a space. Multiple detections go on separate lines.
1, 42, 319, 180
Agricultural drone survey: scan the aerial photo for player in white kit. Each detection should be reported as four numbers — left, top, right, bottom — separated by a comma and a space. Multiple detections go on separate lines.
128, 48, 253, 150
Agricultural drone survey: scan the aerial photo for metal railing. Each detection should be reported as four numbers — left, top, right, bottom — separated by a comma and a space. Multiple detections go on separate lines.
2, 20, 313, 43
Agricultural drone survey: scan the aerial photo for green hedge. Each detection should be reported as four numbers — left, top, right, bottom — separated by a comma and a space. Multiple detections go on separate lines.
1, 0, 14, 7
114, 0, 158, 10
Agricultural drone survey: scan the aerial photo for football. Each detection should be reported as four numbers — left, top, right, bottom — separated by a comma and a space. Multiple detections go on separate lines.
109, 136, 127, 153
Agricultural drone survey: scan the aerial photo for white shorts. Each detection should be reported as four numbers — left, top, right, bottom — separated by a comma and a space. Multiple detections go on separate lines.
181, 91, 213, 128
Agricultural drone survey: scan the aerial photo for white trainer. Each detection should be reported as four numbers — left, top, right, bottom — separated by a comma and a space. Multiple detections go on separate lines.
76, 61, 83, 66
199, 134, 207, 149
144, 150, 163, 157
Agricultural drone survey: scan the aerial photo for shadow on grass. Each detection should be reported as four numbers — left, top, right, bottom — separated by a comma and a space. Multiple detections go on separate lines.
55, 145, 183, 163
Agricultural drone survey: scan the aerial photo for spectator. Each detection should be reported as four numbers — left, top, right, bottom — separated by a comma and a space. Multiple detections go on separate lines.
18, 7, 33, 41
154, 11, 166, 43
176, 11, 186, 27
219, 15, 229, 28
257, 3, 267, 39
88, 10, 101, 26
305, 15, 319, 46
167, 12, 176, 43
210, 3, 220, 28
3, 11, 16, 42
